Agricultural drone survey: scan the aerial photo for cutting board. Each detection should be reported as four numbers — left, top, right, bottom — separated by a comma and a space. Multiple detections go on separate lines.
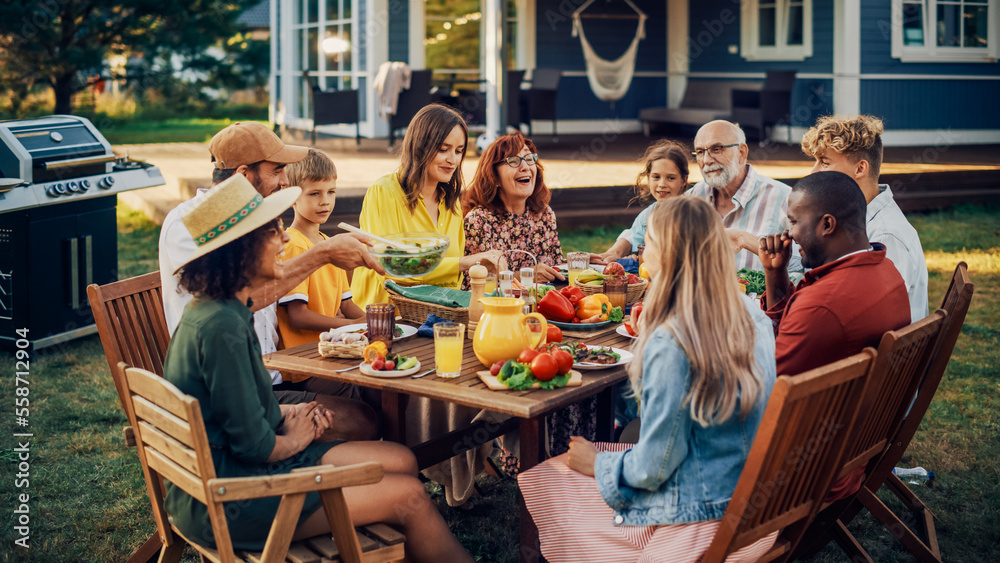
476, 370, 582, 390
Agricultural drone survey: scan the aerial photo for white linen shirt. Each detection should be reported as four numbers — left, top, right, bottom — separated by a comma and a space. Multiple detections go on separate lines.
867, 185, 929, 322
158, 189, 284, 384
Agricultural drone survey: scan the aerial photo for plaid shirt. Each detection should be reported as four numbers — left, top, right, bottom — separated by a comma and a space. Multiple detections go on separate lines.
688, 164, 802, 275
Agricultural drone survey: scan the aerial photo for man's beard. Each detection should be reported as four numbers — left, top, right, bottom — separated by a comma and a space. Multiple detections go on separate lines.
702, 159, 741, 189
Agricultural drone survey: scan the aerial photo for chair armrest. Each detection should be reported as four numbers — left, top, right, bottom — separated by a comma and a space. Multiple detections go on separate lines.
208, 462, 384, 502
731, 89, 761, 109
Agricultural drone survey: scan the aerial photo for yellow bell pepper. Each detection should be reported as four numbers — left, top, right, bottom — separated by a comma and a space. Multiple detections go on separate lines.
638, 263, 650, 280
577, 294, 611, 322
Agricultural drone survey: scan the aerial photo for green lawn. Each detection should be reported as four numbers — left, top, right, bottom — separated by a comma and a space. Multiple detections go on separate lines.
98, 118, 270, 145
0, 203, 997, 562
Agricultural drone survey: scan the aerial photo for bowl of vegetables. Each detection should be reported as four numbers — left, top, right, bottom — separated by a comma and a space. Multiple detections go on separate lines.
369, 232, 450, 278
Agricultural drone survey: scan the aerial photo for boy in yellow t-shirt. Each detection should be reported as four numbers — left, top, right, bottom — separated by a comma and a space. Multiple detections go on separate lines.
278, 149, 366, 371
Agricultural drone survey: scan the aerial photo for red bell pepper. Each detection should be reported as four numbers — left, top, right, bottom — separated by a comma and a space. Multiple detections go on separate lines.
559, 285, 585, 306
538, 289, 576, 322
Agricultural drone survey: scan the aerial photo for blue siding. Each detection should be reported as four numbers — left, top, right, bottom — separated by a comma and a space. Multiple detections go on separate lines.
861, 80, 1000, 129
534, 0, 667, 120
388, 0, 409, 63
860, 1, 1000, 76
687, 0, 833, 74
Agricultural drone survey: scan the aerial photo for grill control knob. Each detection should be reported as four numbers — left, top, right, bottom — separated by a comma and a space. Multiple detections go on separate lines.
79, 179, 91, 191
67, 181, 80, 193
46, 185, 60, 197
99, 176, 115, 189
53, 183, 68, 195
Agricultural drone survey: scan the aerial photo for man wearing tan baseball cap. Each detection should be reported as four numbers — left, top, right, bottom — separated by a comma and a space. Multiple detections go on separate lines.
157, 123, 384, 442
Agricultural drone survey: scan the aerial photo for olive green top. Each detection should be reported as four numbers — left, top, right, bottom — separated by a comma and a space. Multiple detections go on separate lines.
163, 297, 337, 550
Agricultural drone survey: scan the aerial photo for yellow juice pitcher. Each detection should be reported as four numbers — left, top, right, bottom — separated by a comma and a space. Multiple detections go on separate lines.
473, 297, 549, 367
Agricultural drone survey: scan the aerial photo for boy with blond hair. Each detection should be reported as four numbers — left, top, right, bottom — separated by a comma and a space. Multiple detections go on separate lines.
801, 114, 928, 322
277, 149, 367, 395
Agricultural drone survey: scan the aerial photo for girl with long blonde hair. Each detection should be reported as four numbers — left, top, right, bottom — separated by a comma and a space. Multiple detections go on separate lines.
518, 197, 778, 562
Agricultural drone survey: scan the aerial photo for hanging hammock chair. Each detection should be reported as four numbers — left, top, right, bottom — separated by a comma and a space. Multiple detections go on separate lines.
571, 0, 647, 103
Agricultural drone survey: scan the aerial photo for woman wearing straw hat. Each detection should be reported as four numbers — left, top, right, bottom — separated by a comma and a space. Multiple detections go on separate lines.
163, 174, 473, 560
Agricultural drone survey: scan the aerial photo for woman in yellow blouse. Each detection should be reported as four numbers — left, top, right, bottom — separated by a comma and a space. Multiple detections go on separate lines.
352, 104, 502, 306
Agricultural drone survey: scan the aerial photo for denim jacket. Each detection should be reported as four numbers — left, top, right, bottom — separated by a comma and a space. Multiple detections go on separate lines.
594, 295, 777, 527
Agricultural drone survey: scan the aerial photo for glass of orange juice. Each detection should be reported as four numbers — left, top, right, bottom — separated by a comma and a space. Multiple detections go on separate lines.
484, 273, 498, 295
433, 322, 465, 378
567, 251, 590, 287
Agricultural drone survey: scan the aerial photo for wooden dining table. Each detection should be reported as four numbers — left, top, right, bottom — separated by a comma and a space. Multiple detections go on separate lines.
264, 324, 633, 563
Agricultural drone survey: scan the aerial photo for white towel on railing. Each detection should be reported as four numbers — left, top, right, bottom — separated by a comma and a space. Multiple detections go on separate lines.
373, 61, 412, 119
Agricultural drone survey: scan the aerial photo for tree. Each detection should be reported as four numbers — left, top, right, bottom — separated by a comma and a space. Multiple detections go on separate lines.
0, 0, 257, 115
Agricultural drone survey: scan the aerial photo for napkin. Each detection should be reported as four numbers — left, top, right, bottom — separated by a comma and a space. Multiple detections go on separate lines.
385, 280, 471, 308
416, 314, 451, 338
617, 258, 639, 274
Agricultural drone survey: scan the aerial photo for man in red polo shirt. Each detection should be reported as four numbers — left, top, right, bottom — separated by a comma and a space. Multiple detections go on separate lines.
757, 170, 910, 378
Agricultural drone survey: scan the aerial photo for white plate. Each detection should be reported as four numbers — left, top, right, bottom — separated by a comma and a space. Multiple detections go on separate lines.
556, 263, 605, 274
336, 323, 417, 341
616, 324, 637, 339
359, 359, 421, 378
572, 346, 633, 371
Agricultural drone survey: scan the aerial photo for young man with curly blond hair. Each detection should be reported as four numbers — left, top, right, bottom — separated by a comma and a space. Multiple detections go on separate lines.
801, 114, 928, 322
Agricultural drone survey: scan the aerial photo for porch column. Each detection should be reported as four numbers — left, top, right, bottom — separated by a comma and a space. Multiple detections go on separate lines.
484, 0, 504, 143
833, 0, 861, 114
666, 0, 689, 109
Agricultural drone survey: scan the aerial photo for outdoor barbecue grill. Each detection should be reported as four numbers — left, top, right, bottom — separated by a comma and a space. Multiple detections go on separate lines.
0, 115, 165, 349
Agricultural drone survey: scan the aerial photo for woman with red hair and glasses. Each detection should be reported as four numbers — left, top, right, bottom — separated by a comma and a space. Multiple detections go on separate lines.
462, 131, 565, 287
464, 132, 597, 474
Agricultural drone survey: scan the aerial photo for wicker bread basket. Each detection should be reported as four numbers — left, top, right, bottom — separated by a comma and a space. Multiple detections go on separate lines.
317, 334, 368, 359
387, 287, 470, 326
573, 277, 648, 307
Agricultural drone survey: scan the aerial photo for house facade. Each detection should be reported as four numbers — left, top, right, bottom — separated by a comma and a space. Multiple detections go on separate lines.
269, 0, 1000, 145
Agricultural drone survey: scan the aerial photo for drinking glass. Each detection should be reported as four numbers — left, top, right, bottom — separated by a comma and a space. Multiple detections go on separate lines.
484, 273, 498, 295
365, 303, 396, 351
433, 322, 465, 378
567, 251, 590, 287
603, 277, 628, 311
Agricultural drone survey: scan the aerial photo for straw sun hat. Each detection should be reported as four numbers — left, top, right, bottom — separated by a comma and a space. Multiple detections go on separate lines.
174, 173, 300, 273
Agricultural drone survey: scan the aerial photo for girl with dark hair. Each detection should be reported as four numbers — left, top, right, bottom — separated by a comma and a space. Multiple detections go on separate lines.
462, 130, 565, 286
164, 175, 473, 561
351, 104, 502, 307
599, 139, 691, 263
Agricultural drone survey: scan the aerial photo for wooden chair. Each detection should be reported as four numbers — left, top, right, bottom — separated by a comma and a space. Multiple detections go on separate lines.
797, 262, 974, 562
119, 362, 404, 563
828, 310, 946, 498
88, 272, 171, 563
701, 349, 878, 562
88, 271, 171, 425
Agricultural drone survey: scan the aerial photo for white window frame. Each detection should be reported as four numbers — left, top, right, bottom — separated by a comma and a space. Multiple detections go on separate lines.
290, 0, 359, 120
890, 0, 999, 62
740, 0, 813, 61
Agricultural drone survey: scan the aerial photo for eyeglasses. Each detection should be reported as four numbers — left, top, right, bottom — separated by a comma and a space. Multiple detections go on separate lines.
692, 144, 740, 159
501, 153, 539, 168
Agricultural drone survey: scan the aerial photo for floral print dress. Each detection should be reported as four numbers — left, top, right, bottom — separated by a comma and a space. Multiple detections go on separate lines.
462, 205, 564, 286
463, 205, 597, 470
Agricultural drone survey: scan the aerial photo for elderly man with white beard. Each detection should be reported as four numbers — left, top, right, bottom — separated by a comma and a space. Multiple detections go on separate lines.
687, 120, 802, 275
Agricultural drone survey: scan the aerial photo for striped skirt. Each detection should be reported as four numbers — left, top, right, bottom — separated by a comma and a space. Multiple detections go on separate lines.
518, 443, 778, 563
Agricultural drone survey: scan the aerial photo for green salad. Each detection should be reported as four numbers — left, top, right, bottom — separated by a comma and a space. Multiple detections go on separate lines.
737, 268, 766, 295
380, 243, 447, 277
